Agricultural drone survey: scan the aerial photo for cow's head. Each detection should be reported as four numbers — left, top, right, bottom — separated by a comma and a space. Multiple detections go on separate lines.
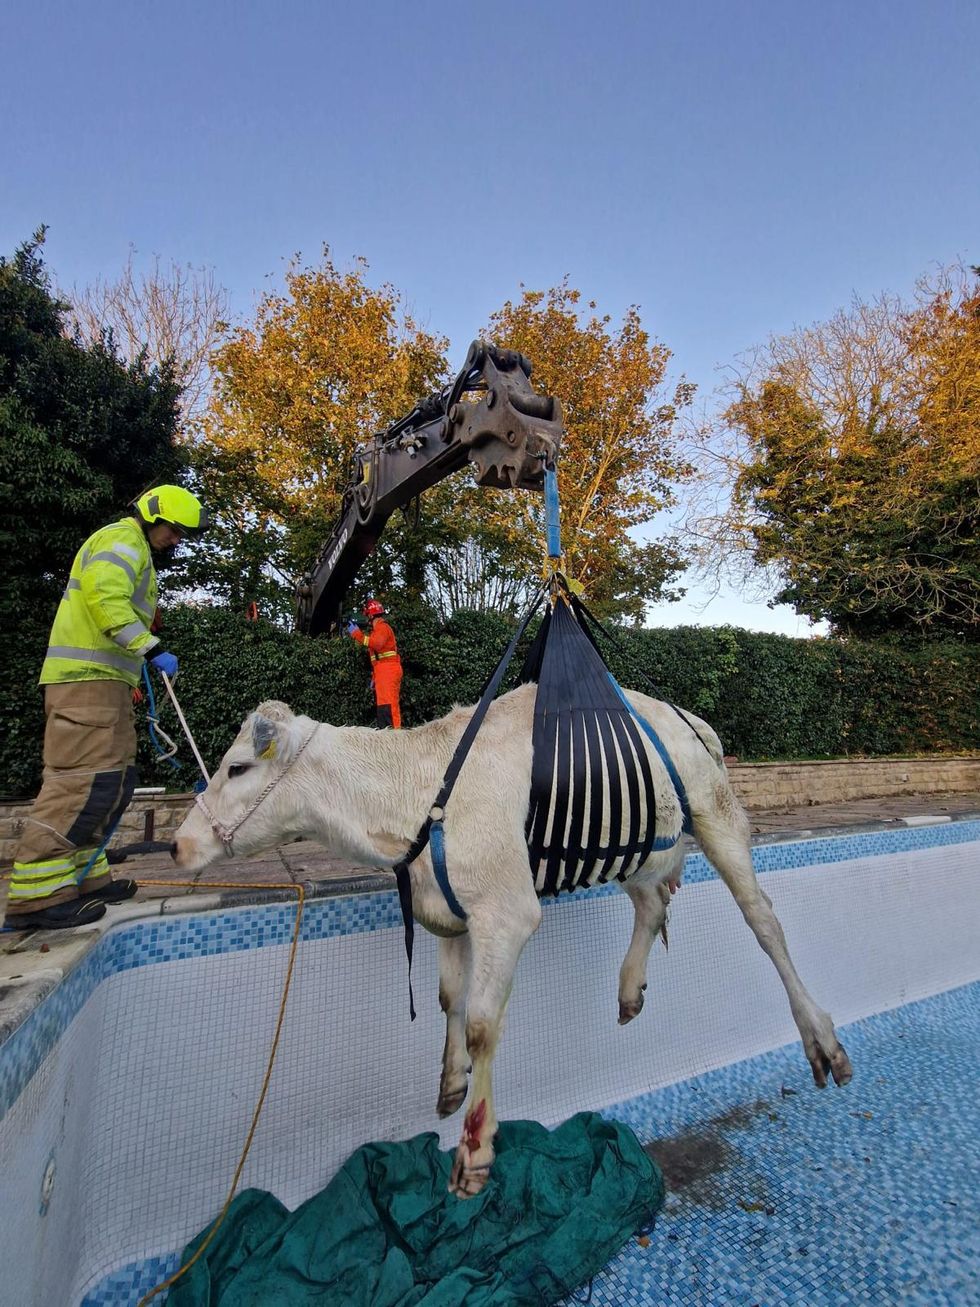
171, 701, 314, 871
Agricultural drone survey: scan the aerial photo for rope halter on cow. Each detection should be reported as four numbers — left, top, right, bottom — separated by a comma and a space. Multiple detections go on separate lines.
195, 724, 320, 857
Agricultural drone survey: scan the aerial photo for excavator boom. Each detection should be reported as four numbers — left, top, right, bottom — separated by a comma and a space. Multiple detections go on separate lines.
296, 340, 563, 634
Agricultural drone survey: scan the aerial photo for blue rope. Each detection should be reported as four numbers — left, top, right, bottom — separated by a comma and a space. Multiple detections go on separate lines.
73, 814, 123, 885
142, 663, 180, 770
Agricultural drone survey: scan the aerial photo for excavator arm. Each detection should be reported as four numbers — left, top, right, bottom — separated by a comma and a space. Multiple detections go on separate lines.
295, 340, 564, 634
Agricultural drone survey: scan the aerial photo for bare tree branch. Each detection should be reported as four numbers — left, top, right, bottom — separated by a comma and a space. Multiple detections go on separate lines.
63, 247, 230, 423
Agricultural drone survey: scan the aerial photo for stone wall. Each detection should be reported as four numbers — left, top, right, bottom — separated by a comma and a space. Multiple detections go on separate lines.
2, 757, 979, 865
726, 756, 980, 811
0, 791, 197, 867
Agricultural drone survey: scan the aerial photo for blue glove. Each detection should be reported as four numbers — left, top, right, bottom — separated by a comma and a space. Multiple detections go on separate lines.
150, 651, 179, 677
346, 621, 358, 635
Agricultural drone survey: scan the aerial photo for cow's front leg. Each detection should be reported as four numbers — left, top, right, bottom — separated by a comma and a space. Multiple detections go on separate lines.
437, 934, 471, 1118
449, 896, 541, 1198
618, 861, 679, 1024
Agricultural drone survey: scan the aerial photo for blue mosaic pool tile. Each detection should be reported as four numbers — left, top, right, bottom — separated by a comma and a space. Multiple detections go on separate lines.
566, 981, 980, 1307
81, 982, 980, 1307
0, 941, 104, 1126
79, 1252, 180, 1307
2, 820, 977, 1129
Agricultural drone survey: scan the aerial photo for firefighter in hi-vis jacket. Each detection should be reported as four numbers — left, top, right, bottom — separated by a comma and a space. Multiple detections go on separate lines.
4, 485, 208, 932
347, 599, 403, 729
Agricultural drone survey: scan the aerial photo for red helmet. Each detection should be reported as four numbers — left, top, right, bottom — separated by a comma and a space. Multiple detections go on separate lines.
363, 599, 385, 618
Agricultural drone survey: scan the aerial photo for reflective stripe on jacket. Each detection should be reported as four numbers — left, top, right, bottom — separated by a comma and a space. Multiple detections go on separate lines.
40, 518, 160, 687
351, 618, 401, 668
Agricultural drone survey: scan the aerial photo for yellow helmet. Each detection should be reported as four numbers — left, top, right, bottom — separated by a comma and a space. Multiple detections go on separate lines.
133, 485, 208, 537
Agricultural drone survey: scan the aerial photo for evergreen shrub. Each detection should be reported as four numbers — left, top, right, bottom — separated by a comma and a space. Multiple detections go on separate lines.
1, 605, 976, 798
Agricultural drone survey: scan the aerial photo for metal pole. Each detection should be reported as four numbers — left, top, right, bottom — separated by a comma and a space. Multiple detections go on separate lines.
161, 672, 212, 785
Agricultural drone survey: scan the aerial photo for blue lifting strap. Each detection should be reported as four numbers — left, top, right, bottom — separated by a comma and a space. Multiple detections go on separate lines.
428, 820, 466, 920
608, 676, 693, 836
544, 463, 562, 559
390, 584, 547, 1020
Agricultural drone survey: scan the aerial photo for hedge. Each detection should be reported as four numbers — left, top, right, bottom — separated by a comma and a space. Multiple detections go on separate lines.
1, 603, 977, 799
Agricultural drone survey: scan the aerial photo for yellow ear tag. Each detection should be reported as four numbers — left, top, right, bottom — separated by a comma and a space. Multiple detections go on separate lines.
259, 740, 278, 761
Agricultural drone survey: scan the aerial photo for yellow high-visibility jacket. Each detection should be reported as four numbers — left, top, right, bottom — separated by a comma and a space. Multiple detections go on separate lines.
40, 517, 161, 687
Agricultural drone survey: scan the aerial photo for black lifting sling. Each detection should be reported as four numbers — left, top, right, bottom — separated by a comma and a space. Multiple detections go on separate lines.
524, 597, 688, 897
390, 585, 698, 1019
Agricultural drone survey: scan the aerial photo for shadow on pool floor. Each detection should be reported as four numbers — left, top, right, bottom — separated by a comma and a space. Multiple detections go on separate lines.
574, 980, 980, 1307
81, 982, 980, 1307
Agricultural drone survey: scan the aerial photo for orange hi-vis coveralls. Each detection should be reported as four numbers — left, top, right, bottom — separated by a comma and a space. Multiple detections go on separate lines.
350, 617, 403, 729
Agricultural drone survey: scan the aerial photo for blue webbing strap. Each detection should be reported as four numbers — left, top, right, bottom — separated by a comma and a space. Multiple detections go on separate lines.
571, 595, 719, 764
391, 583, 547, 1020
544, 464, 562, 559
428, 821, 465, 920
607, 677, 693, 837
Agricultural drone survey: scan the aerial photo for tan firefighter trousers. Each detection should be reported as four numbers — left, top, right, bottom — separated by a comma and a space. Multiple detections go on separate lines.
8, 681, 138, 914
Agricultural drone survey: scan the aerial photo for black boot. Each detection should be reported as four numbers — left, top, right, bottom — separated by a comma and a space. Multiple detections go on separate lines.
80, 878, 138, 905
4, 897, 107, 931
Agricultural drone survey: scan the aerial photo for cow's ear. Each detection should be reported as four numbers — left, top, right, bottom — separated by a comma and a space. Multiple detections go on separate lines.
252, 714, 284, 762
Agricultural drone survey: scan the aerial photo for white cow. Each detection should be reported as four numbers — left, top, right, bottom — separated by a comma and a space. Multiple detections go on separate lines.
172, 684, 852, 1197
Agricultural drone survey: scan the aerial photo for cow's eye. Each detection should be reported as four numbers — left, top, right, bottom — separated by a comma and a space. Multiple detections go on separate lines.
228, 763, 251, 779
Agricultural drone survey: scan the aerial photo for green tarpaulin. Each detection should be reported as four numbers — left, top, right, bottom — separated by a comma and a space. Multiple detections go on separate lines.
168, 1113, 664, 1306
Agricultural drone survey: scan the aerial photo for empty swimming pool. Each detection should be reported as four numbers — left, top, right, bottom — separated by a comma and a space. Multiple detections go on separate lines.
1, 818, 977, 1305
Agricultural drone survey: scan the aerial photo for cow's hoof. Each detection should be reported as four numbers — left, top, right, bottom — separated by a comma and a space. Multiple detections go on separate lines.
437, 1081, 468, 1119
807, 1039, 853, 1088
618, 982, 647, 1025
449, 1143, 493, 1198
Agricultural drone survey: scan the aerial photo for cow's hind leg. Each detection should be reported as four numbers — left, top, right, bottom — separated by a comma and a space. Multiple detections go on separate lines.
692, 790, 852, 1088
618, 853, 682, 1024
437, 933, 471, 1118
449, 891, 541, 1198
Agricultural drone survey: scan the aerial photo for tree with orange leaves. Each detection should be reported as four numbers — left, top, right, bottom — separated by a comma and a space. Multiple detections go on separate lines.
421, 282, 694, 623
182, 249, 449, 616
691, 265, 979, 638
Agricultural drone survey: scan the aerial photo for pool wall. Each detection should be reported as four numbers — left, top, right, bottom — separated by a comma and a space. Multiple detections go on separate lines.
1, 820, 978, 1306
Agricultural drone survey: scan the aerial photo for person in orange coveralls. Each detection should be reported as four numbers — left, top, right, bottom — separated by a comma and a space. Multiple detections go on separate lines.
347, 599, 403, 729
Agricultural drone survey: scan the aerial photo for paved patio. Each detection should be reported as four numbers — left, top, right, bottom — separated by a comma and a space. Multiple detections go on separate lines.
122, 788, 980, 895
3, 791, 979, 926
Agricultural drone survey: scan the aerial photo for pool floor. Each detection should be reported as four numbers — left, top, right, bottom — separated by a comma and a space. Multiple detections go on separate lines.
86, 982, 980, 1306
573, 980, 980, 1306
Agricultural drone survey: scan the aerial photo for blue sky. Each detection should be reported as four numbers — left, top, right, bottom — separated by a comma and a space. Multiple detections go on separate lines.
4, 0, 977, 634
